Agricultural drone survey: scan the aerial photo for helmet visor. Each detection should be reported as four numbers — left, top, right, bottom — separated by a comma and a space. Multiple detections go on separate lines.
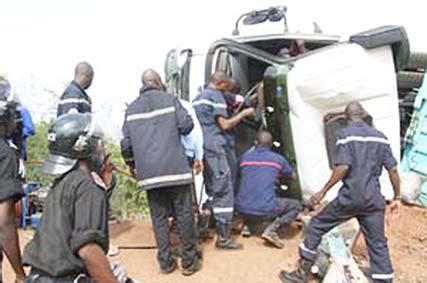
42, 154, 78, 175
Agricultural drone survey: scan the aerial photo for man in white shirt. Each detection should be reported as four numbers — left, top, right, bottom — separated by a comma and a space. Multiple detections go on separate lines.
178, 99, 204, 174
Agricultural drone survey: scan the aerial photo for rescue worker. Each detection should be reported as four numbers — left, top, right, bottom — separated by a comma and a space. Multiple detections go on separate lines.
0, 78, 35, 161
193, 71, 255, 250
236, 130, 301, 249
23, 113, 132, 283
121, 69, 202, 276
279, 102, 401, 283
0, 101, 26, 283
223, 78, 243, 195
57, 62, 93, 117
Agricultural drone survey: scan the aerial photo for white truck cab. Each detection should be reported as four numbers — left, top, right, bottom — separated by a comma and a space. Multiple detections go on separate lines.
164, 7, 409, 202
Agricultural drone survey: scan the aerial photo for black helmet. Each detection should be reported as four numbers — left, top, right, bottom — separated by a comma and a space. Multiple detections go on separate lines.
0, 101, 18, 138
43, 113, 104, 175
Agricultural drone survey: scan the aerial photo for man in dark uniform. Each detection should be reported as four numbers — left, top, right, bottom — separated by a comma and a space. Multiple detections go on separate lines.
237, 130, 301, 249
57, 62, 93, 117
23, 113, 124, 283
279, 102, 401, 283
0, 101, 26, 283
193, 71, 255, 250
223, 77, 243, 195
121, 69, 201, 276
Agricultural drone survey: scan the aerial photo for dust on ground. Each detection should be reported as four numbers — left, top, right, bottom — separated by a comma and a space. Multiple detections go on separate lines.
3, 205, 426, 282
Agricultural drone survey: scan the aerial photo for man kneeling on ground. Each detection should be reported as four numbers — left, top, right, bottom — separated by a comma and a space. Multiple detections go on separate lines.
236, 130, 301, 249
23, 113, 133, 283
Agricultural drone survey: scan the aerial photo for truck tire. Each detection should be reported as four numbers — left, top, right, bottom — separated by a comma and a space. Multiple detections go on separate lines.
406, 52, 427, 70
397, 71, 424, 90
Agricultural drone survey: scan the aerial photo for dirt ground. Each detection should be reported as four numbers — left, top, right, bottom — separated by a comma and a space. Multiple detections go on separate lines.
2, 205, 427, 282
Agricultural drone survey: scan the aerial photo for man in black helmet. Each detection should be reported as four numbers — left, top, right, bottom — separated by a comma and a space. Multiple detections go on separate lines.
23, 113, 132, 283
0, 101, 26, 283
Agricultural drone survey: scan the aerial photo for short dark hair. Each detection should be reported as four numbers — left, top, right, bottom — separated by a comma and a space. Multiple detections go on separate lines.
210, 71, 230, 85
256, 130, 273, 148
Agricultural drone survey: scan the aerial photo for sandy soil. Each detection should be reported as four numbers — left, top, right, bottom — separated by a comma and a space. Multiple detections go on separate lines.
2, 205, 426, 282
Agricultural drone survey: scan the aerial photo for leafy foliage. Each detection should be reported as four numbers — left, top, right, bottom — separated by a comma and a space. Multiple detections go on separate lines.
105, 143, 150, 219
26, 122, 54, 185
26, 123, 149, 220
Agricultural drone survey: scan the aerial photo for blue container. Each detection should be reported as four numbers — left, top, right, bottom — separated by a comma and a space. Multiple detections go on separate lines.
31, 214, 42, 229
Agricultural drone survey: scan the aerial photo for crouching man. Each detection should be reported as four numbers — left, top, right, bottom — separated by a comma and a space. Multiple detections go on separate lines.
236, 130, 301, 249
23, 113, 131, 283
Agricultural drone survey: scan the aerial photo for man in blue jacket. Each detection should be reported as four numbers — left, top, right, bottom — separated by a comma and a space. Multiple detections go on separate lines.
280, 102, 401, 283
237, 130, 301, 249
121, 69, 201, 276
193, 71, 255, 250
0, 79, 35, 161
57, 62, 93, 117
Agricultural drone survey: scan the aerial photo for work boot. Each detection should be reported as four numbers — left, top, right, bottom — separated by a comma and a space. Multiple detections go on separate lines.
215, 223, 243, 250
279, 258, 313, 283
160, 258, 177, 274
261, 218, 284, 249
182, 256, 203, 276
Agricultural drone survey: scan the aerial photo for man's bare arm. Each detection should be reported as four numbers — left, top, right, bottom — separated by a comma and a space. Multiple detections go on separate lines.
388, 166, 401, 214
78, 243, 117, 283
388, 166, 400, 199
216, 107, 255, 130
0, 200, 26, 281
310, 165, 349, 205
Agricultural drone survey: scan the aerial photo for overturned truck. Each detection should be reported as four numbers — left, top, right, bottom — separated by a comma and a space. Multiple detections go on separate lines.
165, 11, 409, 203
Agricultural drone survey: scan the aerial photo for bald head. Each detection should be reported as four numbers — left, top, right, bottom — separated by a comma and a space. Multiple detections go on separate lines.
345, 102, 366, 123
209, 71, 230, 91
142, 69, 164, 89
74, 62, 94, 90
256, 130, 273, 148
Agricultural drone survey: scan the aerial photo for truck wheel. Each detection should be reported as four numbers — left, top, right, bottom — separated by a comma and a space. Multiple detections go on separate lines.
406, 52, 427, 70
397, 71, 424, 90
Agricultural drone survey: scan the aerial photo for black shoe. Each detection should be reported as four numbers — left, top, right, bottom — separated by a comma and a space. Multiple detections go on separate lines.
215, 238, 243, 250
215, 223, 243, 250
262, 218, 284, 249
278, 269, 307, 283
278, 259, 312, 282
261, 230, 284, 249
182, 256, 203, 276
160, 259, 177, 274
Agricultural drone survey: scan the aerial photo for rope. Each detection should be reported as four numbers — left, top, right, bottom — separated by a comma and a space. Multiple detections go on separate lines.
25, 160, 136, 179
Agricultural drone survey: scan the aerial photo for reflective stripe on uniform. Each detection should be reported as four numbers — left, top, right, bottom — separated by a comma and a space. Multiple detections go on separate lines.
372, 273, 394, 280
336, 136, 390, 146
192, 99, 227, 109
137, 173, 192, 187
240, 161, 282, 170
213, 207, 234, 214
58, 98, 91, 106
127, 106, 175, 122
299, 243, 316, 255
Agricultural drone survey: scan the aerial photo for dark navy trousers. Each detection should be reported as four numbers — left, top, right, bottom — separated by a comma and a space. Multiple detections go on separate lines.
299, 198, 394, 283
203, 153, 234, 224
225, 146, 239, 196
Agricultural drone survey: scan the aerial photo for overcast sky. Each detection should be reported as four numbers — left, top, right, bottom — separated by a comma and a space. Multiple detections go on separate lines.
0, 0, 426, 139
